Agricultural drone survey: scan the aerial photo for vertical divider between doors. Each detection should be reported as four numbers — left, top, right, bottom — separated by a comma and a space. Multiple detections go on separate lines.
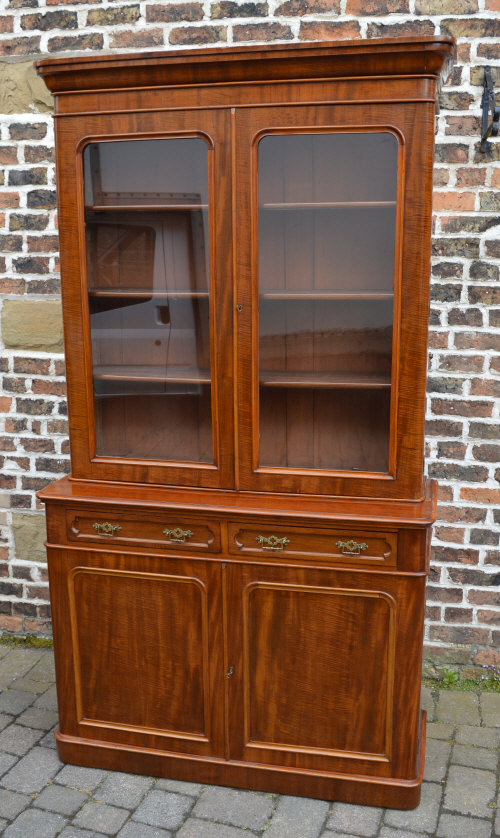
231, 107, 240, 490
222, 560, 230, 760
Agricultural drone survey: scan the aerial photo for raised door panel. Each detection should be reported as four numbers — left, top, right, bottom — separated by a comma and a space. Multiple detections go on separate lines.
234, 102, 435, 499
226, 563, 425, 779
49, 548, 225, 757
55, 108, 233, 487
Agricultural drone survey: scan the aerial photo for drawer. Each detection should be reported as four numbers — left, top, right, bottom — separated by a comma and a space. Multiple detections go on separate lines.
228, 522, 396, 567
66, 509, 221, 553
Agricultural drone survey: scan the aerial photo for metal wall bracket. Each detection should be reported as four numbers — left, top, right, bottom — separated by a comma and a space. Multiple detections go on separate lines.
480, 66, 500, 153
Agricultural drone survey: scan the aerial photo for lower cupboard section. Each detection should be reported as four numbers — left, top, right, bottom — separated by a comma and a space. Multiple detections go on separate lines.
47, 546, 427, 808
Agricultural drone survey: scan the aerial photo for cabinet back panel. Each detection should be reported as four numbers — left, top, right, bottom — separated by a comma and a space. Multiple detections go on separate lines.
259, 388, 390, 471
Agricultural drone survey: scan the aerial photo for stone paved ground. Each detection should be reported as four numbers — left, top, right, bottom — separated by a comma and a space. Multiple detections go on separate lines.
0, 648, 498, 838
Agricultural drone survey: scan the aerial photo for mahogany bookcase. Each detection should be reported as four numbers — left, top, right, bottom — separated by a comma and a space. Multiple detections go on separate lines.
36, 36, 454, 809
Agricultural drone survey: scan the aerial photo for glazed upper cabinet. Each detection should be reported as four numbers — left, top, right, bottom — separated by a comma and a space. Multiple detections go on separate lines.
45, 37, 454, 500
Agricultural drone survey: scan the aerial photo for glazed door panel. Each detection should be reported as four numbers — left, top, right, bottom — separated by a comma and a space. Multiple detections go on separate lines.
235, 102, 435, 499
225, 563, 425, 779
49, 548, 225, 757
55, 109, 233, 487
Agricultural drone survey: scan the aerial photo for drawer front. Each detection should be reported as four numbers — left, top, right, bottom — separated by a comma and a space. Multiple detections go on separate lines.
67, 510, 221, 553
228, 522, 396, 567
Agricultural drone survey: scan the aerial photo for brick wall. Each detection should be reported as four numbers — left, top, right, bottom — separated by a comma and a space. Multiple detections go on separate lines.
0, 4, 499, 672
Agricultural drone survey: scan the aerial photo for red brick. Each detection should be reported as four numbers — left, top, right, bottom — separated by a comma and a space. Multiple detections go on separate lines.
233, 22, 292, 40
433, 191, 475, 211
110, 29, 164, 49
432, 546, 479, 565
0, 36, 40, 56
430, 398, 492, 418
460, 487, 500, 504
147, 2, 204, 21
0, 147, 18, 165
429, 626, 490, 645
473, 649, 500, 666
0, 193, 19, 209
477, 610, 500, 625
346, 0, 408, 11
444, 607, 472, 623
299, 21, 361, 40
0, 616, 23, 632
455, 168, 486, 187
170, 24, 227, 43
435, 526, 465, 543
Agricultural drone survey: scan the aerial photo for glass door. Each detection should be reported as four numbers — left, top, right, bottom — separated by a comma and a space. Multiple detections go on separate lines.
84, 137, 213, 464
236, 108, 404, 496
57, 108, 234, 486
258, 131, 397, 473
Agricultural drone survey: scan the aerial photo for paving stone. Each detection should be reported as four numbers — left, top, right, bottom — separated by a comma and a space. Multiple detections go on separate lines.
133, 789, 193, 830
0, 751, 18, 778
2, 746, 62, 793
426, 722, 454, 740
59, 829, 104, 838
193, 786, 274, 829
384, 782, 442, 832
0, 722, 43, 755
0, 789, 31, 820
11, 675, 53, 694
34, 684, 59, 710
3, 808, 66, 838
444, 765, 496, 817
452, 742, 498, 770
420, 686, 435, 721
0, 688, 35, 715
17, 706, 59, 730
28, 652, 56, 681
97, 772, 154, 809
456, 725, 500, 748
176, 820, 258, 837
436, 691, 480, 725
379, 830, 431, 838
73, 801, 129, 835
438, 812, 492, 838
118, 823, 173, 838
264, 795, 329, 837
0, 818, 7, 831
54, 764, 109, 791
480, 693, 500, 727
327, 801, 381, 836
39, 724, 57, 748
423, 737, 452, 782
0, 649, 43, 689
156, 778, 204, 796
34, 784, 89, 815
0, 712, 13, 731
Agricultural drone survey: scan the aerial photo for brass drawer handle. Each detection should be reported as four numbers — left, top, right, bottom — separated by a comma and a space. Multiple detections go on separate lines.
256, 535, 290, 552
336, 539, 368, 556
92, 522, 122, 536
163, 527, 194, 544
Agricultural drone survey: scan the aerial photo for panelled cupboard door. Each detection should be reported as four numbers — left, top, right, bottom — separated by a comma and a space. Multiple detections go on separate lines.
225, 563, 425, 780
234, 103, 436, 499
55, 109, 234, 487
49, 548, 225, 757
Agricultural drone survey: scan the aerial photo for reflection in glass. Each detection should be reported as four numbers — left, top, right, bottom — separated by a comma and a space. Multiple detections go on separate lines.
257, 132, 398, 472
83, 138, 213, 463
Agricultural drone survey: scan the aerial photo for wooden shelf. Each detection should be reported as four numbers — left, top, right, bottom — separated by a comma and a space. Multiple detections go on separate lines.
260, 291, 394, 301
93, 365, 211, 385
86, 204, 208, 212
260, 201, 396, 210
259, 370, 391, 389
89, 288, 209, 299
